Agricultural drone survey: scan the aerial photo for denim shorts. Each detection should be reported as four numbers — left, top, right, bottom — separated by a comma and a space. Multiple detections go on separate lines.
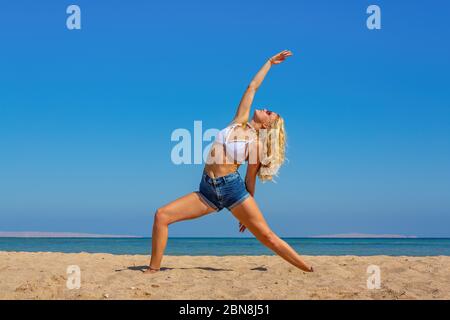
197, 170, 250, 211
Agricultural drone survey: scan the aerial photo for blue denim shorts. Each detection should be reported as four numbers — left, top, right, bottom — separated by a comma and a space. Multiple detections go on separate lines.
197, 170, 250, 211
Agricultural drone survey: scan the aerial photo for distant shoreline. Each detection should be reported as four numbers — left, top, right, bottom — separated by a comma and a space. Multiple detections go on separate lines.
1, 232, 447, 239
1, 237, 449, 255
0, 232, 139, 238
309, 233, 418, 239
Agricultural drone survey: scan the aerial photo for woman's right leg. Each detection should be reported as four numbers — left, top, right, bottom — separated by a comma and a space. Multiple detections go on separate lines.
145, 192, 216, 273
230, 196, 313, 272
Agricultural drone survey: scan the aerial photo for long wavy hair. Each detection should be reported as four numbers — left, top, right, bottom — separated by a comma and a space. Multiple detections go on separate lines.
257, 116, 286, 182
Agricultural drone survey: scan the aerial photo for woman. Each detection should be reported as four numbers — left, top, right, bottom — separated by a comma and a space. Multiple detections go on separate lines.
145, 50, 313, 273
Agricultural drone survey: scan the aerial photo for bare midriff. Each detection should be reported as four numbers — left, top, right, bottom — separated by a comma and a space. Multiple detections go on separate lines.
204, 124, 257, 178
203, 142, 241, 179
204, 162, 240, 179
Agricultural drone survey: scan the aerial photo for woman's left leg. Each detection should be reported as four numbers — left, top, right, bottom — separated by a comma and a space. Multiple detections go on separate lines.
145, 192, 216, 273
230, 196, 313, 272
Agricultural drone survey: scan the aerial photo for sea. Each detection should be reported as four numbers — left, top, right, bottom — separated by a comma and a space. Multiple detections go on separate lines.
0, 237, 449, 256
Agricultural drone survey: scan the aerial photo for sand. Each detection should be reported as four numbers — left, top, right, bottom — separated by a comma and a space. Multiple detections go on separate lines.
0, 252, 449, 300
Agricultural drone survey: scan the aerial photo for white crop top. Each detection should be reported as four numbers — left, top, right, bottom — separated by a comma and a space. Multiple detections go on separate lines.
215, 122, 257, 163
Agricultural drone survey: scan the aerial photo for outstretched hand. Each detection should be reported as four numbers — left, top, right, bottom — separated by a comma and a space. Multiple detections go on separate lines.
239, 222, 247, 233
269, 50, 293, 65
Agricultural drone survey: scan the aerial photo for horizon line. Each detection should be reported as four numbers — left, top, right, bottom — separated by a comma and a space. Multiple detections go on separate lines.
1, 231, 449, 239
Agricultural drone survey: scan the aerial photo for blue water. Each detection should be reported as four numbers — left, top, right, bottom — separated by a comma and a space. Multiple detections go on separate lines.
0, 238, 449, 256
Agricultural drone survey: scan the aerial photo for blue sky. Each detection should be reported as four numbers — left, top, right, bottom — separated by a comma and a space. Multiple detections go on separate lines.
0, 0, 449, 237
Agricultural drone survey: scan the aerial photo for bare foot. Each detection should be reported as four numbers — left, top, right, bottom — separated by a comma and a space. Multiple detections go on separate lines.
300, 264, 314, 272
297, 260, 314, 272
143, 267, 160, 274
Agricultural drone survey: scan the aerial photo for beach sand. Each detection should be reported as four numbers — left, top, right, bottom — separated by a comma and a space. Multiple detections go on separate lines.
0, 252, 448, 299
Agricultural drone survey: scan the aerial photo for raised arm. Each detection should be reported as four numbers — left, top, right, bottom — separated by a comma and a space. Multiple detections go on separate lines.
232, 50, 293, 124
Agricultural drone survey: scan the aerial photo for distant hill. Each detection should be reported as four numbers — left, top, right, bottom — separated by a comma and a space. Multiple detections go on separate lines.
0, 232, 140, 238
310, 233, 417, 238
0, 232, 419, 238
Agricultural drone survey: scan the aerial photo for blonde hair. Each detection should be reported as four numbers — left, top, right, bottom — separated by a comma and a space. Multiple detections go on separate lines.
257, 116, 286, 182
